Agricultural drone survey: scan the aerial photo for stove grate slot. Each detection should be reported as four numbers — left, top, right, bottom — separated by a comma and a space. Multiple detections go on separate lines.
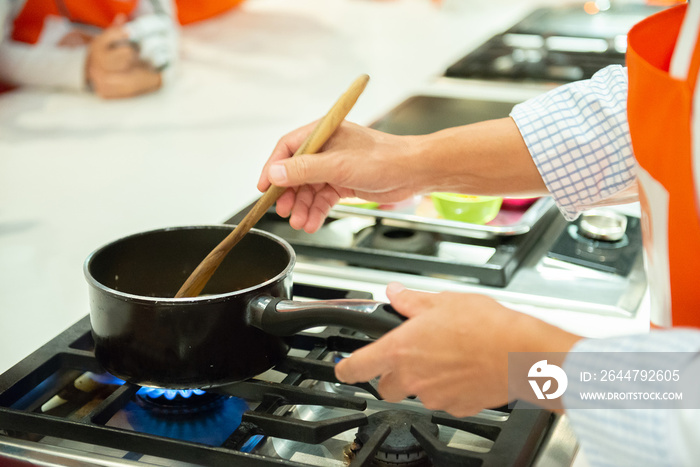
243, 412, 367, 444
347, 424, 391, 467
216, 379, 367, 411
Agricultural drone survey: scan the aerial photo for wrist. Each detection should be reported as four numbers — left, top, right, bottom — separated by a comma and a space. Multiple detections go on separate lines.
516, 312, 582, 354
507, 314, 583, 408
403, 132, 459, 194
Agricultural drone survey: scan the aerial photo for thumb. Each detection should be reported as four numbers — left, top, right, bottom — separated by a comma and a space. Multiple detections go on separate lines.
268, 154, 337, 187
386, 282, 435, 319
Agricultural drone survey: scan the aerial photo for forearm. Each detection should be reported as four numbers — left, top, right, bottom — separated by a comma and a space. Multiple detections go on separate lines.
408, 117, 549, 197
505, 312, 582, 412
0, 40, 88, 90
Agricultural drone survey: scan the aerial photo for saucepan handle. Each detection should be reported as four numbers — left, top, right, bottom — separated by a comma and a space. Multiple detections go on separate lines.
248, 296, 405, 338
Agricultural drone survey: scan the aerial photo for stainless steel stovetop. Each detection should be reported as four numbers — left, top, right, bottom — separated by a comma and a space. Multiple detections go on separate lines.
234, 194, 646, 320
0, 282, 578, 467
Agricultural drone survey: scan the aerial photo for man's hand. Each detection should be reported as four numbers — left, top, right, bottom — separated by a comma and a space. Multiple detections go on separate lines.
257, 121, 421, 232
334, 283, 582, 417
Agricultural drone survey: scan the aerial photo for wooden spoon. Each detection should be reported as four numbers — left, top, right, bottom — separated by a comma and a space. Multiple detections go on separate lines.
175, 74, 370, 298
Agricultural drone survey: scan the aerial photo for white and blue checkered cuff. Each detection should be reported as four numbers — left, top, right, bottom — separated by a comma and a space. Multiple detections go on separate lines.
510, 65, 637, 220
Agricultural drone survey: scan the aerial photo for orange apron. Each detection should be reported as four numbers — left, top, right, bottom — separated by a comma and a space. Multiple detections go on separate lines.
175, 0, 246, 25
627, 3, 700, 327
11, 0, 246, 35
11, 0, 138, 44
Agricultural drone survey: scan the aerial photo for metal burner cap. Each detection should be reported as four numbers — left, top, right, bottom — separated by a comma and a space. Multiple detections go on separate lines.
355, 410, 438, 465
579, 209, 628, 242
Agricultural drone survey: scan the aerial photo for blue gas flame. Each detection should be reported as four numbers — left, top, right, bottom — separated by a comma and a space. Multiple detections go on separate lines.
137, 387, 206, 400
90, 372, 265, 451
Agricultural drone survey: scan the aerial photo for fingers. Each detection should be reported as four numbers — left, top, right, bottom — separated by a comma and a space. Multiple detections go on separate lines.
375, 371, 411, 403
297, 185, 340, 232
90, 66, 161, 99
386, 282, 437, 319
335, 338, 395, 384
103, 44, 138, 72
88, 23, 137, 77
274, 188, 296, 218
96, 22, 129, 48
283, 184, 340, 233
288, 185, 314, 230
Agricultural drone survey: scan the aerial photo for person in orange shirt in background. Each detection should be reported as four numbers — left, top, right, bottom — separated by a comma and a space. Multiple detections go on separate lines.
0, 0, 178, 99
0, 0, 248, 98
175, 0, 245, 26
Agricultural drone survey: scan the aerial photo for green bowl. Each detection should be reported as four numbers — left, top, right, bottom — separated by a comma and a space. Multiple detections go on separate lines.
339, 197, 380, 210
430, 193, 503, 224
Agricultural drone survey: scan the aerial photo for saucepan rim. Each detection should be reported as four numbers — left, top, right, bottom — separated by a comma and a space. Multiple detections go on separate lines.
83, 224, 296, 304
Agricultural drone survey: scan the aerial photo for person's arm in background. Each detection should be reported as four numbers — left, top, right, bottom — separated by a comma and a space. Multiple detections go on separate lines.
87, 0, 179, 99
0, 0, 89, 91
0, 0, 179, 98
88, 0, 180, 98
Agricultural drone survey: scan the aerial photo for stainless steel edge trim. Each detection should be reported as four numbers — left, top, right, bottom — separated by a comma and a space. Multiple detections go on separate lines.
0, 435, 167, 467
533, 415, 579, 467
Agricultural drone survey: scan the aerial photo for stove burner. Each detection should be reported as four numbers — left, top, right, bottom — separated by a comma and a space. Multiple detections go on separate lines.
368, 225, 438, 256
355, 410, 439, 466
135, 387, 225, 415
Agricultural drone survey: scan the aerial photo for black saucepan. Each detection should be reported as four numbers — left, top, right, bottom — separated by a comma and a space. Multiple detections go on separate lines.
84, 225, 403, 389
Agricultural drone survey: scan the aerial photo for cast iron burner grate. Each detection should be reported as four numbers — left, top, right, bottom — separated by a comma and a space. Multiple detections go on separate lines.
353, 410, 438, 466
0, 283, 552, 467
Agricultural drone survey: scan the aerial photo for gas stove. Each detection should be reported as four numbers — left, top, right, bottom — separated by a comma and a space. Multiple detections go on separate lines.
232, 194, 646, 319
0, 283, 577, 467
444, 2, 663, 83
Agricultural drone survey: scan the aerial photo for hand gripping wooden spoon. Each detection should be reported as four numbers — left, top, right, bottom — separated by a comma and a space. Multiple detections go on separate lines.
175, 74, 370, 298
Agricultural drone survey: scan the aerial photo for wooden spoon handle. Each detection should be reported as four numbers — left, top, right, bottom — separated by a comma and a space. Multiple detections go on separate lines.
175, 74, 370, 298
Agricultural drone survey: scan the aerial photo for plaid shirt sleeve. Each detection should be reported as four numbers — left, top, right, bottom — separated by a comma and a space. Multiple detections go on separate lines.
510, 65, 636, 220
563, 332, 700, 467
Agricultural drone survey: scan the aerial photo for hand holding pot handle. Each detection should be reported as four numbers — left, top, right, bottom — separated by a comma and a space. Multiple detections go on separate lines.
248, 297, 405, 338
